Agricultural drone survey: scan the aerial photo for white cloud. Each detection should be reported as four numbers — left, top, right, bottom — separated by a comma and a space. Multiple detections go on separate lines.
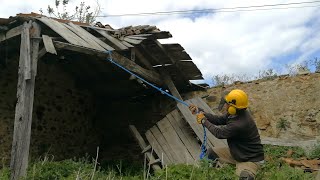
0, 0, 319, 84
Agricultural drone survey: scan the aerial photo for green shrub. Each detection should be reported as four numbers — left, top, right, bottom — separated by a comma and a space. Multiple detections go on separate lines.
308, 143, 320, 159
0, 167, 10, 179
276, 118, 290, 131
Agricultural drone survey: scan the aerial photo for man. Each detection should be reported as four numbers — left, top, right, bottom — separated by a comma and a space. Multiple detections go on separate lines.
189, 89, 264, 180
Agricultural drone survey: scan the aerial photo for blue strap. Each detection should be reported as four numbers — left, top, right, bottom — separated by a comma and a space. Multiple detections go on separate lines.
105, 51, 207, 159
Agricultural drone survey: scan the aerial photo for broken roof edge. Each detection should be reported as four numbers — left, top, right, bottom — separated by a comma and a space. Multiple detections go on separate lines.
0, 12, 205, 91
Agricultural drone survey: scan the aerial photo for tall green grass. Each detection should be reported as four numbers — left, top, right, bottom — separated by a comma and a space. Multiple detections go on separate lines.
1, 144, 319, 180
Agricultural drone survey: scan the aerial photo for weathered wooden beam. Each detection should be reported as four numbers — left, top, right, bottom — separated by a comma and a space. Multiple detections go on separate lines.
94, 28, 128, 50
10, 21, 41, 180
53, 41, 163, 85
42, 35, 57, 55
162, 73, 183, 101
38, 47, 47, 59
0, 25, 23, 43
129, 125, 161, 170
137, 46, 183, 101
134, 48, 154, 70
67, 22, 114, 51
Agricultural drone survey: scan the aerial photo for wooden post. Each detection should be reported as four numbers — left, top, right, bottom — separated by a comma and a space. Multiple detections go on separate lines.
129, 125, 161, 170
161, 72, 183, 101
10, 21, 41, 180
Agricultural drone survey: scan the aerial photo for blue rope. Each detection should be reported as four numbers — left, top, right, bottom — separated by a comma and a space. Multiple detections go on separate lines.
105, 51, 207, 159
199, 124, 207, 159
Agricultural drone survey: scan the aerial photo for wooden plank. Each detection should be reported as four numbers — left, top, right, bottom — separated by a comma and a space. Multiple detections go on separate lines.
10, 21, 41, 180
162, 72, 183, 101
168, 110, 199, 160
189, 98, 228, 148
0, 25, 26, 43
6, 25, 23, 40
0, 33, 4, 41
123, 37, 143, 44
135, 48, 154, 70
157, 118, 194, 164
141, 145, 151, 154
177, 103, 215, 149
126, 35, 148, 40
65, 23, 107, 51
23, 24, 31, 80
121, 40, 134, 48
42, 35, 57, 55
150, 126, 176, 163
129, 125, 161, 170
36, 17, 89, 48
94, 28, 128, 50
38, 47, 47, 59
53, 41, 163, 85
76, 26, 114, 51
145, 130, 171, 165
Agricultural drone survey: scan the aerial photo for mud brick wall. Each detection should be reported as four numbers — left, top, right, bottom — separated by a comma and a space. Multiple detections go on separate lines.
184, 73, 320, 141
0, 56, 99, 163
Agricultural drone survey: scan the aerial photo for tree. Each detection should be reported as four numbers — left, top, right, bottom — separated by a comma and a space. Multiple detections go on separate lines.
256, 69, 277, 80
312, 57, 320, 73
39, 0, 101, 24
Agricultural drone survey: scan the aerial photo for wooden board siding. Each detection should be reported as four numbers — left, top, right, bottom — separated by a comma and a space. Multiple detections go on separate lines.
94, 28, 128, 50
145, 109, 203, 165
149, 126, 177, 163
129, 125, 161, 170
145, 130, 171, 165
166, 110, 199, 160
157, 118, 194, 164
37, 17, 90, 48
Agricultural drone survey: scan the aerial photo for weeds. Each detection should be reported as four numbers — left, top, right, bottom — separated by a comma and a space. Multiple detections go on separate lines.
276, 118, 290, 131
1, 144, 319, 179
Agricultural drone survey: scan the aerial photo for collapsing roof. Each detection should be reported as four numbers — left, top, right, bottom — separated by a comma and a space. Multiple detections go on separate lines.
0, 13, 207, 97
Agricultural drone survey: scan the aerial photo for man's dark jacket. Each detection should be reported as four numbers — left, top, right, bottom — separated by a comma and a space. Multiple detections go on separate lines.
203, 110, 264, 162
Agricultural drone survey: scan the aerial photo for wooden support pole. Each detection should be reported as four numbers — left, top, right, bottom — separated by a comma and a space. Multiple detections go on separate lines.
129, 125, 161, 170
162, 72, 183, 101
10, 21, 41, 180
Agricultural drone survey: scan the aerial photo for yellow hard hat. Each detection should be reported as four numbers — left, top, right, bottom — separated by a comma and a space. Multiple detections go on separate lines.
225, 89, 249, 109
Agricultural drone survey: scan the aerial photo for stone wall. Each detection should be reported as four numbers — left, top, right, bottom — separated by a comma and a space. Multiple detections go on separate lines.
0, 56, 101, 164
184, 73, 320, 141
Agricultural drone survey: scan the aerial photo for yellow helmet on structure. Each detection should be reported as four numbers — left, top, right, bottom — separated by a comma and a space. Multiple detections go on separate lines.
224, 89, 248, 114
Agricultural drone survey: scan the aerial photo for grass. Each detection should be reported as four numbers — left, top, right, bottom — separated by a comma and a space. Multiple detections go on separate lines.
0, 144, 319, 180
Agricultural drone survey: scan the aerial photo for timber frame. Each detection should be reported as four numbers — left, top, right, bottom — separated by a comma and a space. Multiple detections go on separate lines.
0, 14, 206, 179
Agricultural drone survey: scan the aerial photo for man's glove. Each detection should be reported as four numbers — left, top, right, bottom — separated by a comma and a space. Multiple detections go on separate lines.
189, 104, 198, 114
196, 112, 206, 124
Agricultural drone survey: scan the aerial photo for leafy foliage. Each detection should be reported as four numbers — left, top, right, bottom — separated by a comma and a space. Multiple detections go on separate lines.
39, 0, 101, 24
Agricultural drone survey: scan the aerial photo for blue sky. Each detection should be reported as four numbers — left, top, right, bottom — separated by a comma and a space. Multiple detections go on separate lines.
0, 0, 319, 86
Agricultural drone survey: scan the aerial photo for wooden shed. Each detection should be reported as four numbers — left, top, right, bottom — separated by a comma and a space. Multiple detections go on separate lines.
0, 13, 208, 179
